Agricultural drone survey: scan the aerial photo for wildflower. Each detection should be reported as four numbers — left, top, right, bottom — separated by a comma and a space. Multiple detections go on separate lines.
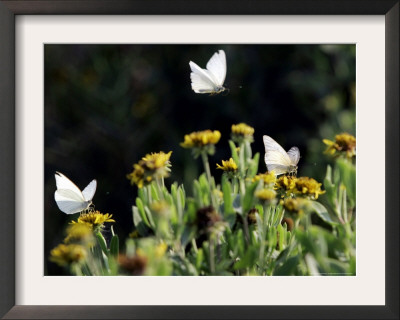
155, 242, 168, 258
216, 158, 238, 172
118, 254, 148, 276
231, 123, 254, 143
151, 200, 170, 216
282, 198, 308, 216
64, 223, 94, 246
180, 130, 221, 157
127, 151, 172, 188
323, 133, 356, 158
50, 244, 87, 267
255, 188, 277, 204
294, 177, 325, 200
71, 211, 115, 230
275, 176, 297, 193
253, 171, 276, 187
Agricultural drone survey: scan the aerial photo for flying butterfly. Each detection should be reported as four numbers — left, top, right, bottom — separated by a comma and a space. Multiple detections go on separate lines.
54, 171, 97, 214
263, 135, 300, 176
189, 50, 227, 94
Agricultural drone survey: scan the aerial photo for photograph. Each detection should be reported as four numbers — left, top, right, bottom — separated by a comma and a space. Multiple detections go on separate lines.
45, 44, 356, 276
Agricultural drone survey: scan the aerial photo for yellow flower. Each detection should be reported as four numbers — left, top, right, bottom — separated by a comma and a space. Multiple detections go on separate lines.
180, 130, 221, 148
50, 243, 87, 267
231, 123, 254, 142
127, 151, 172, 188
253, 171, 276, 186
71, 211, 115, 229
151, 200, 170, 216
282, 198, 307, 216
216, 158, 238, 172
323, 133, 356, 158
64, 223, 94, 246
255, 189, 277, 202
294, 177, 325, 200
275, 176, 297, 192
155, 242, 168, 258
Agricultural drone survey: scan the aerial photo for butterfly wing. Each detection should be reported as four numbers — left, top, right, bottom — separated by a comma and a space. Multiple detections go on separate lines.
189, 61, 218, 93
82, 179, 97, 201
54, 189, 89, 214
206, 50, 226, 87
263, 135, 292, 175
55, 172, 84, 198
287, 147, 300, 165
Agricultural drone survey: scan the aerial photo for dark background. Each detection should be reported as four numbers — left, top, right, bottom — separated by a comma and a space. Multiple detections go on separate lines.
44, 44, 355, 275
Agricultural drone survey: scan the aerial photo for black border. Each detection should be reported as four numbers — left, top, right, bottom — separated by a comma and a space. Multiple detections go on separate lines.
0, 1, 398, 319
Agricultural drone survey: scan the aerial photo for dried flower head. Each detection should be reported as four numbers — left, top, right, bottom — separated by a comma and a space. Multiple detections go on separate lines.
50, 243, 87, 267
118, 254, 148, 276
231, 123, 254, 143
127, 151, 172, 188
323, 133, 356, 158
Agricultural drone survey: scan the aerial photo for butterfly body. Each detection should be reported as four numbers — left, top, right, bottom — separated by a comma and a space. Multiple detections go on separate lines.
189, 50, 227, 94
263, 135, 300, 176
54, 171, 97, 214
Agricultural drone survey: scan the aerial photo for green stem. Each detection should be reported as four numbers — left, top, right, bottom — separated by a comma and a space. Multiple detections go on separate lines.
209, 236, 216, 274
201, 152, 217, 208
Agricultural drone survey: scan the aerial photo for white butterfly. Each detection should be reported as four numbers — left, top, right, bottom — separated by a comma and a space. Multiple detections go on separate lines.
189, 50, 227, 94
263, 135, 300, 176
54, 171, 97, 214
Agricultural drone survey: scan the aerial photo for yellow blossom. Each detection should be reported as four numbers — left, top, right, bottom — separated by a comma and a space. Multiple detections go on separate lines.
50, 244, 87, 267
282, 198, 308, 216
231, 123, 254, 142
155, 242, 168, 258
64, 223, 94, 246
71, 211, 115, 229
323, 133, 356, 158
275, 176, 297, 192
216, 158, 238, 172
253, 171, 276, 186
293, 177, 325, 199
255, 189, 277, 202
127, 151, 172, 188
180, 130, 221, 148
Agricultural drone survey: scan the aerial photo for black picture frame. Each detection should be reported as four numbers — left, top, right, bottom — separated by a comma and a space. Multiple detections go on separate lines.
0, 1, 398, 319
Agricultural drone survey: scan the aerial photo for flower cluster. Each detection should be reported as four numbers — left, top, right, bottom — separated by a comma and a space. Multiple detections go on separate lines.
71, 211, 115, 230
127, 151, 172, 188
231, 123, 254, 143
275, 176, 325, 199
180, 130, 221, 157
323, 133, 356, 158
50, 243, 87, 267
253, 171, 276, 187
216, 158, 238, 178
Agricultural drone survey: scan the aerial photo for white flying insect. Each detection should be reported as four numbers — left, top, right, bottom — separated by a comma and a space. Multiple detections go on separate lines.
189, 50, 227, 94
54, 171, 97, 214
263, 135, 300, 176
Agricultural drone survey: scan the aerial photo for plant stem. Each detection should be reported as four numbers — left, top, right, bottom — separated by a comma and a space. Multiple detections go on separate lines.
201, 152, 217, 208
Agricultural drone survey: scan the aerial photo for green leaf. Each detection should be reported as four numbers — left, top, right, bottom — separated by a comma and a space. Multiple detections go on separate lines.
274, 256, 300, 275
221, 175, 235, 227
229, 140, 239, 166
110, 234, 119, 258
136, 198, 151, 228
242, 180, 259, 214
336, 158, 356, 205
247, 152, 260, 178
132, 206, 150, 236
95, 232, 108, 255
308, 201, 338, 226
233, 247, 257, 270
